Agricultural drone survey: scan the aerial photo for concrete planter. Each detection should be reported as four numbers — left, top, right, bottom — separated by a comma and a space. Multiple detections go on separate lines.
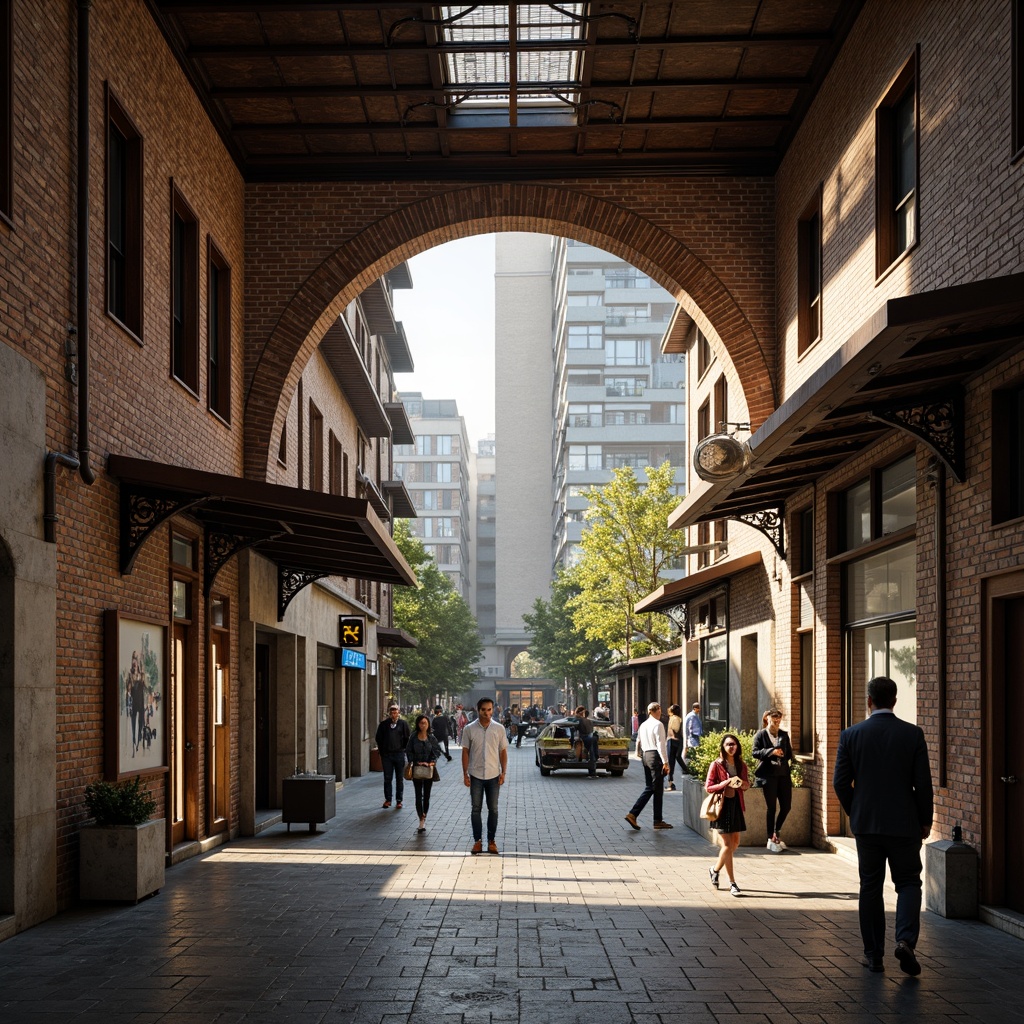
79, 818, 165, 903
679, 776, 811, 847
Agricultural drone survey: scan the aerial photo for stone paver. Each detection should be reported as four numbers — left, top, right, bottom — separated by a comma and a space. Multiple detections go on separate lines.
1, 743, 1021, 1023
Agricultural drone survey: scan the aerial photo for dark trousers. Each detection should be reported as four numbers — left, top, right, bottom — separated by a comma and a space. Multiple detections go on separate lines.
469, 775, 500, 842
855, 833, 924, 958
381, 751, 406, 803
761, 774, 792, 837
629, 751, 665, 821
515, 723, 527, 747
412, 778, 433, 817
666, 738, 686, 782
583, 733, 599, 775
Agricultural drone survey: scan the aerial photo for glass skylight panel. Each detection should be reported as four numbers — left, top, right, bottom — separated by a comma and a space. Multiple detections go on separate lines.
441, 4, 585, 110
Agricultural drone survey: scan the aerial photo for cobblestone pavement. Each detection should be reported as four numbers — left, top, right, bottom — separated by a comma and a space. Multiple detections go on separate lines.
2, 742, 1021, 1023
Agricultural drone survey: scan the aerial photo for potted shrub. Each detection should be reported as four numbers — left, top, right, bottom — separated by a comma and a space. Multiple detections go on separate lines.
79, 777, 164, 903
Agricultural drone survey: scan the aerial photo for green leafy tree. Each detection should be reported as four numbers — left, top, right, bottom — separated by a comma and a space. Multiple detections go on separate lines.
570, 462, 687, 660
391, 521, 483, 706
523, 567, 612, 706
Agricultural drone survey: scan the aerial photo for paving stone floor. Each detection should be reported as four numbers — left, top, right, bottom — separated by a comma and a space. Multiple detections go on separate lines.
1, 742, 1022, 1023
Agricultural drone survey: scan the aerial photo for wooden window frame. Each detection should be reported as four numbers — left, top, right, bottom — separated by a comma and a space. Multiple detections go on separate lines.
309, 401, 324, 492
1, 0, 11, 226
106, 85, 144, 342
328, 430, 343, 495
696, 329, 712, 380
170, 183, 199, 394
207, 236, 231, 423
875, 49, 920, 279
713, 374, 728, 433
797, 185, 823, 355
697, 398, 711, 442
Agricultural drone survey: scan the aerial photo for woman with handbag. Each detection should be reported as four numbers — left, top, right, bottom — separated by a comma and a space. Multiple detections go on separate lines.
406, 714, 442, 834
752, 707, 794, 853
705, 733, 751, 896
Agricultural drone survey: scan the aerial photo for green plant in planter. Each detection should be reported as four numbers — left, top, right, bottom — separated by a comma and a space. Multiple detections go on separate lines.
84, 776, 157, 827
687, 730, 806, 787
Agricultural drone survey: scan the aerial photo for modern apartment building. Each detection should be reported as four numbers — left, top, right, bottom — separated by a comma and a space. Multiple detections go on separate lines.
471, 436, 496, 641
394, 395, 472, 601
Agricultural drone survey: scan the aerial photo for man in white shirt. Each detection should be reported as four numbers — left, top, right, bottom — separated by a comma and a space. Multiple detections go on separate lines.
624, 702, 672, 830
461, 697, 509, 855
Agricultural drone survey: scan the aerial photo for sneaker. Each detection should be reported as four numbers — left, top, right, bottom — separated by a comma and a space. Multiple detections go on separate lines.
709, 867, 720, 889
667, 782, 676, 791
766, 840, 782, 853
653, 820, 673, 829
471, 841, 483, 855
730, 882, 741, 897
624, 812, 640, 831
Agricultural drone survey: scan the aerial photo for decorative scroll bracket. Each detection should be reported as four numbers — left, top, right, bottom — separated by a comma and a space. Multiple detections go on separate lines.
120, 485, 208, 575
867, 390, 965, 483
662, 603, 689, 641
278, 566, 332, 621
728, 506, 786, 560
205, 522, 292, 596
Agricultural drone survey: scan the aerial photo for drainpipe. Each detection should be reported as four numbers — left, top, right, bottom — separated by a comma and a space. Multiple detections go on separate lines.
44, 452, 81, 543
929, 459, 947, 786
76, 0, 96, 485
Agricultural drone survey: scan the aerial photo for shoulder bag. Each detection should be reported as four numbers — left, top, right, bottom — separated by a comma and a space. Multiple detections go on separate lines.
412, 764, 433, 780
403, 762, 413, 780
700, 790, 723, 820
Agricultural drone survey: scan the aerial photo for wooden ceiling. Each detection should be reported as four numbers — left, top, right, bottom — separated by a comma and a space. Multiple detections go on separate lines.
146, 1, 866, 182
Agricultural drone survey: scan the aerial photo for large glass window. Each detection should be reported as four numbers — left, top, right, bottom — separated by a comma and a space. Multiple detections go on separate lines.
840, 454, 915, 552
568, 324, 603, 349
207, 239, 231, 422
106, 89, 143, 339
171, 186, 199, 393
701, 632, 728, 732
798, 187, 823, 355
876, 51, 919, 275
605, 338, 650, 366
569, 404, 602, 427
568, 445, 602, 471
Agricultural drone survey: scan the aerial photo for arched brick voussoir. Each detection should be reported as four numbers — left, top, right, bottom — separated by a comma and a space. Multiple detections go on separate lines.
244, 182, 776, 481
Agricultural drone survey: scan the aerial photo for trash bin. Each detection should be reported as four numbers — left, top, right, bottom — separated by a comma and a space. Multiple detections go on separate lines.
281, 774, 336, 833
925, 830, 978, 919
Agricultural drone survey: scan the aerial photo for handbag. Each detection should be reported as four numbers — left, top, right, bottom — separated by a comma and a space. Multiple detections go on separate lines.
432, 766, 441, 782
403, 763, 413, 781
412, 764, 433, 780
700, 790, 723, 820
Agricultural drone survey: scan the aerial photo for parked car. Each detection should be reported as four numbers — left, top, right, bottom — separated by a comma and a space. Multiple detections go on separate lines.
534, 718, 630, 777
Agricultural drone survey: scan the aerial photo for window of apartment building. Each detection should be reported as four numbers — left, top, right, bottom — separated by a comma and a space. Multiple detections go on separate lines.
838, 453, 916, 552
697, 520, 711, 569
605, 269, 650, 288
568, 371, 602, 387
606, 304, 650, 325
992, 381, 1024, 522
876, 50, 919, 277
278, 421, 288, 466
308, 402, 324, 491
798, 187, 823, 354
569, 404, 602, 427
567, 293, 602, 306
357, 432, 367, 476
436, 463, 454, 482
328, 431, 343, 495
606, 409, 648, 426
1, 0, 11, 225
714, 374, 728, 433
355, 311, 369, 366
568, 444, 602, 471
605, 376, 645, 397
170, 185, 199, 393
606, 338, 650, 366
696, 329, 712, 380
791, 506, 815, 752
415, 435, 431, 455
697, 399, 711, 441
106, 88, 143, 339
606, 451, 648, 469
1014, 0, 1024, 159
568, 324, 603, 348
207, 239, 231, 422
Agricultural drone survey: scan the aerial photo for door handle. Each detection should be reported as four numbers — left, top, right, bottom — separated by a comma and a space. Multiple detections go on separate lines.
1001, 775, 1018, 783
185, 741, 194, 752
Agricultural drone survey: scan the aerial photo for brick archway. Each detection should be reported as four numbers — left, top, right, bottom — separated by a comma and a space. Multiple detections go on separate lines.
244, 181, 775, 479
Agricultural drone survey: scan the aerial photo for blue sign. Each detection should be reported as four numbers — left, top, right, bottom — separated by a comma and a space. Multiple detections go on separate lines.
340, 648, 366, 670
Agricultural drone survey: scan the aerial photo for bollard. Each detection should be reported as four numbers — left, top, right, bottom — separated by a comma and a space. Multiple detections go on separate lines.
925, 825, 978, 919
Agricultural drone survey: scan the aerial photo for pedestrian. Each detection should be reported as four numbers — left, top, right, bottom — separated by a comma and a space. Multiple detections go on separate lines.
630, 707, 639, 740
407, 714, 442, 833
431, 705, 454, 761
683, 702, 702, 763
706, 733, 750, 896
833, 675, 933, 976
573, 706, 599, 778
752, 707, 794, 852
508, 705, 521, 744
624, 701, 673, 830
456, 705, 468, 743
665, 704, 686, 790
461, 697, 509, 855
374, 704, 411, 809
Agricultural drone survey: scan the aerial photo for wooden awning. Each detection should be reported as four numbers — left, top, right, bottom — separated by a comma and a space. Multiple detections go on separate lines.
635, 552, 763, 615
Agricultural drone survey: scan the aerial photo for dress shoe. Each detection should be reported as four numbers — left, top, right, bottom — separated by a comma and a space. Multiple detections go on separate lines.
487, 841, 499, 855
395, 802, 403, 809
653, 820, 673, 829
895, 941, 921, 976
381, 801, 391, 808
667, 782, 676, 791
862, 957, 885, 973
624, 812, 640, 830
471, 840, 483, 855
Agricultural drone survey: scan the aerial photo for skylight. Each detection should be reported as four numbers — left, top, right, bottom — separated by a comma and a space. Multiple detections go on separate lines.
441, 4, 585, 111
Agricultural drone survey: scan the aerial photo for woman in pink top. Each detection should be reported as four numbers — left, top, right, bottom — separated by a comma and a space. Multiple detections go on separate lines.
705, 733, 750, 896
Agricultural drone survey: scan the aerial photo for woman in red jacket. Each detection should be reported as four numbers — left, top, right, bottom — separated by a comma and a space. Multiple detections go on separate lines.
706, 734, 751, 896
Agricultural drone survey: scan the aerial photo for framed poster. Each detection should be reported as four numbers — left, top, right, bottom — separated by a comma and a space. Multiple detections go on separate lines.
104, 610, 169, 780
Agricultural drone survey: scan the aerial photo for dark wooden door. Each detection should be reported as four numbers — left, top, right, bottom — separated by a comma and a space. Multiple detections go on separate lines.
1003, 599, 1024, 912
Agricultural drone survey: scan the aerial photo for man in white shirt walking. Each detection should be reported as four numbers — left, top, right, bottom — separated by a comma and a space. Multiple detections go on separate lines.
625, 702, 672, 830
461, 697, 509, 855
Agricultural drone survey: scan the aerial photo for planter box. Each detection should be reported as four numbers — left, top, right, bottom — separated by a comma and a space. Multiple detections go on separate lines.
80, 818, 165, 903
679, 776, 811, 847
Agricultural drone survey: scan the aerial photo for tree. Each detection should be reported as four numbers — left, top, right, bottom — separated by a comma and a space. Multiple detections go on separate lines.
391, 521, 483, 706
569, 462, 687, 660
523, 567, 612, 706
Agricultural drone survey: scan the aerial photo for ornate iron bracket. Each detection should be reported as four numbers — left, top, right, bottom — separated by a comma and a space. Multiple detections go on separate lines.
278, 566, 332, 621
205, 522, 291, 596
662, 603, 689, 641
120, 485, 207, 575
867, 390, 965, 483
728, 506, 785, 560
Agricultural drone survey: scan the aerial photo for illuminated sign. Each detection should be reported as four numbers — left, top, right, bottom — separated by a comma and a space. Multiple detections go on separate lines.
338, 616, 365, 647
340, 649, 366, 670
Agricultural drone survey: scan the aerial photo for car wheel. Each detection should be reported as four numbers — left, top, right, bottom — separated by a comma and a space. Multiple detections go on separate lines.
610, 770, 624, 777
539, 764, 551, 776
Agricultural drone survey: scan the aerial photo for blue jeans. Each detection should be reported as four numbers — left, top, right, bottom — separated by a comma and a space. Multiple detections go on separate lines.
855, 833, 923, 958
382, 751, 406, 803
469, 775, 500, 842
583, 733, 599, 776
628, 751, 665, 822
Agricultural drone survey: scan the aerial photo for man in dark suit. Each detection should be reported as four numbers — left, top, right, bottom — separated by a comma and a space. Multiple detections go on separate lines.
833, 675, 933, 976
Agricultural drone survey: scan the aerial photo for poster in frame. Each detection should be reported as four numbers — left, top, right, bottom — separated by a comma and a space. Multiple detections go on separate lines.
104, 610, 169, 780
